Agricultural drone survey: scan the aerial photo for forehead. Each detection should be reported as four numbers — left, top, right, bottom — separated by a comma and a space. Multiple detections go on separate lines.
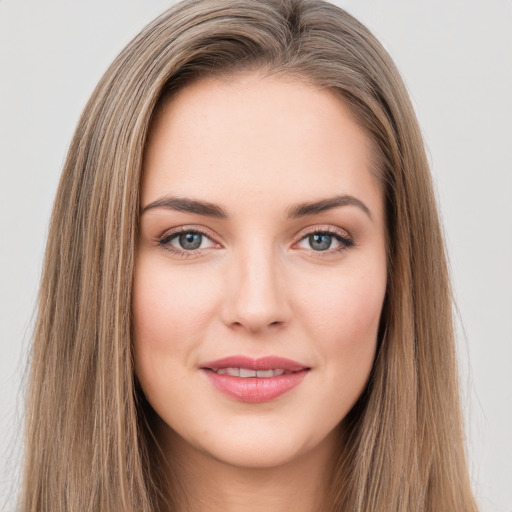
141, 72, 382, 219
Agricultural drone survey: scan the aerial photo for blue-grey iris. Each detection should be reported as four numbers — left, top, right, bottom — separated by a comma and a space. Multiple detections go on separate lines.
179, 232, 202, 250
309, 233, 332, 251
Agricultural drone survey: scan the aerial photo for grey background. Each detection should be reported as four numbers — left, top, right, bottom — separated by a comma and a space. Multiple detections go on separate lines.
1, 1, 511, 510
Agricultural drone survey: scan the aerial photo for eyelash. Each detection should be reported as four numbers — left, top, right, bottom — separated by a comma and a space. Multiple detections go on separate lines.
298, 226, 354, 256
157, 227, 218, 259
157, 225, 354, 259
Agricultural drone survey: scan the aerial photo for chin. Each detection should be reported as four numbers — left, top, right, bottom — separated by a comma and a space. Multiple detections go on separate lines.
166, 415, 341, 472
206, 437, 307, 469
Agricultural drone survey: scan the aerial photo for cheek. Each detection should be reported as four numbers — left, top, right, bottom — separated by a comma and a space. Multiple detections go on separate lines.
133, 258, 215, 346
296, 263, 386, 394
301, 264, 385, 341
131, 257, 217, 395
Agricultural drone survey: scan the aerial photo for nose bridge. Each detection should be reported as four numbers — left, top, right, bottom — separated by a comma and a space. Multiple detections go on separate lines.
224, 237, 289, 332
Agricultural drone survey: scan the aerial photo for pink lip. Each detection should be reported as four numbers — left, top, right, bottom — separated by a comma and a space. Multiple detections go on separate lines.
200, 355, 310, 403
201, 355, 308, 372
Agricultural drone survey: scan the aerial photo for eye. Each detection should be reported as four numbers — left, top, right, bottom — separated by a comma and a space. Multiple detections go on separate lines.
295, 228, 354, 254
158, 228, 218, 256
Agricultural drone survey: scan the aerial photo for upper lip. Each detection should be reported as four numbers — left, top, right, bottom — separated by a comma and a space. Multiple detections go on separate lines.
200, 355, 309, 372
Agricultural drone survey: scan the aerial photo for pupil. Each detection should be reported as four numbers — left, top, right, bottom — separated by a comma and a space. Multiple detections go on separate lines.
179, 232, 202, 250
310, 234, 331, 251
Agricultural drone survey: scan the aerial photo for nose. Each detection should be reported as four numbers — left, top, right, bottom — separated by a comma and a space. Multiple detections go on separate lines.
221, 245, 291, 334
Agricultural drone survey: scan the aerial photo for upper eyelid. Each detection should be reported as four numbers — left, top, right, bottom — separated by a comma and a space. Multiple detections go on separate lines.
297, 224, 350, 236
159, 225, 218, 241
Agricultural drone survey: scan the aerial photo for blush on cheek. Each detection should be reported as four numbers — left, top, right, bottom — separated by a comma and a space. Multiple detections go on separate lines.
309, 280, 383, 386
313, 279, 383, 329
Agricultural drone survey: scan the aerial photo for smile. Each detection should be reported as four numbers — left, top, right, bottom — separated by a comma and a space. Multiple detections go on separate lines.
200, 356, 310, 402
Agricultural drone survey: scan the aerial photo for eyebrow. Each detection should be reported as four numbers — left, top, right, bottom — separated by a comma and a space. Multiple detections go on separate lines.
142, 196, 227, 218
285, 195, 372, 220
142, 194, 372, 220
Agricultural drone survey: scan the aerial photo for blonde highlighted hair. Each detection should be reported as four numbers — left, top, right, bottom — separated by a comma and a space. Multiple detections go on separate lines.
22, 1, 478, 510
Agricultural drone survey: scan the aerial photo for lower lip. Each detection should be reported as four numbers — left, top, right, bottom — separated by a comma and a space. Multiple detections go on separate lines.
202, 370, 309, 403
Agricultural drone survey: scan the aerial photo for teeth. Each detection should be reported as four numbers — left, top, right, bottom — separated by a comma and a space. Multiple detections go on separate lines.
214, 368, 286, 378
239, 368, 257, 378
256, 369, 274, 378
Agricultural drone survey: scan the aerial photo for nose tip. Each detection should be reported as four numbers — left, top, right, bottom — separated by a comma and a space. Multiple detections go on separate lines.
231, 313, 284, 334
222, 253, 290, 334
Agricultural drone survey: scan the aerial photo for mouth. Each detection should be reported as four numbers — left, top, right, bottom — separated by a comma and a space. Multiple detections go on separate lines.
207, 368, 289, 377
200, 356, 310, 403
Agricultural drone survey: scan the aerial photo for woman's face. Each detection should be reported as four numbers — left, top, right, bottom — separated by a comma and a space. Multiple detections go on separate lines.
133, 73, 387, 469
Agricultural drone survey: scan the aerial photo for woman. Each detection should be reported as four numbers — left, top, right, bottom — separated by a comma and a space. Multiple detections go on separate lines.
20, 0, 479, 510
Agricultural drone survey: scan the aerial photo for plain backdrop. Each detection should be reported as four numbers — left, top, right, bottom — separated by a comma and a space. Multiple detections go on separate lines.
0, 1, 511, 511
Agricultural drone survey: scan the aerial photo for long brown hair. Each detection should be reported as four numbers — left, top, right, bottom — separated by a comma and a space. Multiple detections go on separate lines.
21, 1, 478, 510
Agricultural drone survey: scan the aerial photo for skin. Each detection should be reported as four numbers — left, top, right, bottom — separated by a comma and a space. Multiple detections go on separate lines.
133, 72, 387, 511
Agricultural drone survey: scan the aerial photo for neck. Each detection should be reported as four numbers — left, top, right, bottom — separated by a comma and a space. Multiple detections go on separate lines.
154, 420, 342, 512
